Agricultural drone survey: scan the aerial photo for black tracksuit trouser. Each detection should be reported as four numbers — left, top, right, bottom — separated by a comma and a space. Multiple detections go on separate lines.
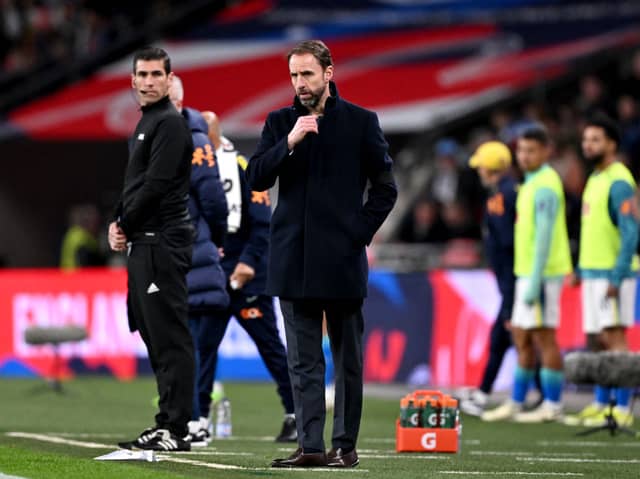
127, 233, 194, 438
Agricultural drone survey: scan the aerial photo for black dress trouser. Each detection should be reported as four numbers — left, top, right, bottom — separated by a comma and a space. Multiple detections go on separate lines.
127, 233, 194, 438
279, 298, 364, 453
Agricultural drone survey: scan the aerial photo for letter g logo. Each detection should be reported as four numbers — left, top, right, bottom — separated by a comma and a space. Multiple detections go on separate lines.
421, 432, 437, 450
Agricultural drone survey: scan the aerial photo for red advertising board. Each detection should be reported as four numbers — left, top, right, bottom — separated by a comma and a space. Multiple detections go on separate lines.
0, 268, 141, 380
429, 270, 640, 387
2, 268, 639, 386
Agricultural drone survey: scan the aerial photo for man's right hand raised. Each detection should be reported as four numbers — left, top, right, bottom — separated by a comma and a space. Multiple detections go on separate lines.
287, 115, 319, 151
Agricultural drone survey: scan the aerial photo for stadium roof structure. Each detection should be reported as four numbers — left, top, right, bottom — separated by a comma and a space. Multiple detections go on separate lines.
5, 0, 640, 140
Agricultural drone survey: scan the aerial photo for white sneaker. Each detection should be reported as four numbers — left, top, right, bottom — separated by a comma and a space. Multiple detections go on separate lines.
186, 417, 211, 447
481, 400, 522, 422
514, 401, 562, 423
460, 390, 488, 417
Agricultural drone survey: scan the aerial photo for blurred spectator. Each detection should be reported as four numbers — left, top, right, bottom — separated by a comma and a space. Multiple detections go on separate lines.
427, 138, 461, 205
621, 49, 640, 102
616, 94, 640, 172
551, 144, 585, 264
442, 200, 482, 241
576, 75, 614, 118
397, 196, 448, 244
59, 203, 105, 269
427, 138, 482, 209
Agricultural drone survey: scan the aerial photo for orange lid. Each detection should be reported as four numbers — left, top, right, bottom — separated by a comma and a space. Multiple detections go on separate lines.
400, 397, 409, 408
444, 397, 458, 407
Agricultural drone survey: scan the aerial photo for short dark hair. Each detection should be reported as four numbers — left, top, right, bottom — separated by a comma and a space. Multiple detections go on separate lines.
585, 112, 620, 147
519, 123, 550, 146
132, 46, 171, 74
287, 40, 333, 69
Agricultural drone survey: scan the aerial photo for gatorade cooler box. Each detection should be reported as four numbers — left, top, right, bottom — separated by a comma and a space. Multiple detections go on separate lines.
396, 390, 460, 453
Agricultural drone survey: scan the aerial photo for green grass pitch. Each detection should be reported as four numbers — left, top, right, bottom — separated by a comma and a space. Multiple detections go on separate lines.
1, 377, 639, 478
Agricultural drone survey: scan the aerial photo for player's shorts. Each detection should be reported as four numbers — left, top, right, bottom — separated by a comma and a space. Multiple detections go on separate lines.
581, 277, 636, 334
511, 277, 562, 330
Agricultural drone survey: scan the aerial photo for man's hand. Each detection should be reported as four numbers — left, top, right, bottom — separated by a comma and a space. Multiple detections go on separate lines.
229, 262, 255, 290
287, 115, 319, 150
108, 221, 127, 252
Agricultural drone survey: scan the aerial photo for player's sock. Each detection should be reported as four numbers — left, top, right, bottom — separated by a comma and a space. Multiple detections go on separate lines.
594, 385, 612, 407
512, 366, 534, 403
540, 367, 563, 403
614, 387, 632, 408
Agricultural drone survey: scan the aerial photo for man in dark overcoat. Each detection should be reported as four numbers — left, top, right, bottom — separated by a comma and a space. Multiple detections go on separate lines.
247, 39, 397, 468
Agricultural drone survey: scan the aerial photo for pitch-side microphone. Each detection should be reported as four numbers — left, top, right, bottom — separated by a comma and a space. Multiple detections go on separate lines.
564, 351, 640, 388
24, 325, 88, 345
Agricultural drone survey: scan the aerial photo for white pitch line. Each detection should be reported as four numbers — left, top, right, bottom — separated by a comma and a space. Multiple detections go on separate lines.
154, 456, 247, 471
438, 472, 583, 476
5, 432, 369, 473
472, 451, 597, 457
517, 456, 640, 464
207, 435, 275, 441
6, 432, 111, 449
277, 447, 396, 454
167, 450, 254, 456
1, 473, 30, 479
160, 455, 371, 474
273, 447, 452, 460
537, 440, 640, 448
359, 438, 395, 444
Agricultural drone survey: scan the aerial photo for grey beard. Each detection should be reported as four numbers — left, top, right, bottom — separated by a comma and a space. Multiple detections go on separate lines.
299, 94, 320, 109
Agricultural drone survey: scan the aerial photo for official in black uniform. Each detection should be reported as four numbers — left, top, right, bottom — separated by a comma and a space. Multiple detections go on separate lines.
109, 47, 195, 452
247, 40, 397, 468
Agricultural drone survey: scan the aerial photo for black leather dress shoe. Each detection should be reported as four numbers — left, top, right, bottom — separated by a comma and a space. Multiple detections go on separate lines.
271, 447, 302, 465
271, 450, 327, 468
327, 448, 359, 467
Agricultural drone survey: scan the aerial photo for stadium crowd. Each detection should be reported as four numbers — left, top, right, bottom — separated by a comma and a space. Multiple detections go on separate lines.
397, 50, 640, 266
0, 0, 186, 78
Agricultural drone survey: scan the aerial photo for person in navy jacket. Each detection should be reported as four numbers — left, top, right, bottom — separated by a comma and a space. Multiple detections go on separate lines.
190, 110, 297, 443
247, 40, 397, 468
169, 77, 229, 445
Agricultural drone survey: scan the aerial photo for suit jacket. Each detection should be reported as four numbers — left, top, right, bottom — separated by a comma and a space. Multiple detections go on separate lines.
247, 82, 397, 299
